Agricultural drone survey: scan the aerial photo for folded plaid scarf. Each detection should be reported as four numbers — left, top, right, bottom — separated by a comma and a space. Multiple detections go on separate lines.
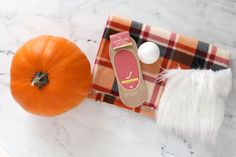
89, 15, 230, 118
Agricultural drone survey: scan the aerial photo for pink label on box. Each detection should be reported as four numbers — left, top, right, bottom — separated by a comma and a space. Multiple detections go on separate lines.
110, 31, 132, 49
114, 49, 140, 90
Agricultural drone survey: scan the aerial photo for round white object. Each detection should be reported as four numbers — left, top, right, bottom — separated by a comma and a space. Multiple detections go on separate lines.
138, 42, 160, 64
0, 148, 10, 157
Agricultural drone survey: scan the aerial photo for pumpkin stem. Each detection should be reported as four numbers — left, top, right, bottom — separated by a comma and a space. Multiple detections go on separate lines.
31, 71, 49, 89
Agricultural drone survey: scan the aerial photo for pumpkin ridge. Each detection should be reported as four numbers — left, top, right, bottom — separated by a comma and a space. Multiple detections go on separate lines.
47, 50, 87, 74
13, 36, 51, 74
28, 36, 52, 71
45, 41, 85, 73
40, 36, 54, 68
59, 88, 89, 98
41, 37, 69, 71
48, 56, 89, 76
13, 49, 35, 72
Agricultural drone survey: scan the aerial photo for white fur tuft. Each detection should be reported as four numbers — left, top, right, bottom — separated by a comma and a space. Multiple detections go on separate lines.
156, 68, 232, 143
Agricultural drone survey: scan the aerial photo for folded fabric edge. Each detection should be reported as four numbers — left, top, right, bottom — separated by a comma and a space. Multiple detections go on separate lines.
88, 90, 156, 118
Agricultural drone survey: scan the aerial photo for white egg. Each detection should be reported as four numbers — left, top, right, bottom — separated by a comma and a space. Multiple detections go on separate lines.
138, 42, 160, 64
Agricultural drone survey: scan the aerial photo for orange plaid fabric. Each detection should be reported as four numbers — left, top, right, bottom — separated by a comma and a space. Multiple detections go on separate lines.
89, 15, 230, 118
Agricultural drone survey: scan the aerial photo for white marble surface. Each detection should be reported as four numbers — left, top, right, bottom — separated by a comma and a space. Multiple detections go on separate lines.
0, 0, 236, 157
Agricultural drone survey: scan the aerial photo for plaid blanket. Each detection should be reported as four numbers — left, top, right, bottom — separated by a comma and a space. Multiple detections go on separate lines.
89, 15, 230, 118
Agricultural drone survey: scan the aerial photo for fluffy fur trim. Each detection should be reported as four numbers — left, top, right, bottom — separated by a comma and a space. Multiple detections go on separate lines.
156, 68, 232, 143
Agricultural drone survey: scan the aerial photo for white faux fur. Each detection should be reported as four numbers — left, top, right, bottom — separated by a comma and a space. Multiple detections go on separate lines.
156, 68, 232, 143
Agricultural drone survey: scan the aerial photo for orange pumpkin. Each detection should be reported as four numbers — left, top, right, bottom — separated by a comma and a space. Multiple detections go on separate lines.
10, 35, 92, 116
